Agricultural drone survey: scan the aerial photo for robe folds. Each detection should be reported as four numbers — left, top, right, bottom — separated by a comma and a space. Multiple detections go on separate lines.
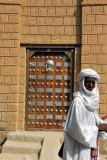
63, 97, 104, 160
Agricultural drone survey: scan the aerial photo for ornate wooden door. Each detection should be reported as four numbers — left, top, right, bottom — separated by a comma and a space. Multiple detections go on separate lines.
26, 50, 73, 130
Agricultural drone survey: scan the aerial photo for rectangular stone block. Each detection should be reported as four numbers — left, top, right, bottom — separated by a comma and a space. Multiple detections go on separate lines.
1, 33, 10, 39
91, 65, 101, 73
4, 76, 11, 84
82, 26, 91, 34
64, 17, 72, 25
82, 6, 92, 16
0, 85, 9, 93
96, 15, 107, 24
99, 74, 107, 83
0, 75, 4, 83
0, 14, 8, 23
29, 27, 38, 34
47, 7, 55, 16
67, 7, 75, 16
63, 0, 73, 5
56, 26, 64, 34
2, 112, 12, 121
82, 35, 88, 44
18, 94, 24, 103
87, 35, 97, 44
46, 26, 55, 34
8, 14, 19, 23
37, 17, 46, 25
9, 48, 18, 56
17, 122, 24, 131
5, 5, 15, 13
82, 16, 87, 25
91, 45, 102, 54
36, 0, 45, 6
0, 5, 6, 13
0, 103, 7, 111
99, 94, 106, 104
13, 94, 18, 103
86, 15, 96, 24
4, 94, 13, 102
4, 57, 13, 65
56, 7, 66, 16
7, 121, 16, 131
30, 7, 38, 16
0, 57, 4, 65
102, 25, 107, 33
44, 0, 53, 5
97, 54, 107, 64
21, 7, 30, 15
85, 54, 97, 63
0, 40, 4, 47
65, 26, 74, 35
1, 66, 18, 75
98, 84, 106, 93
19, 57, 25, 66
39, 7, 47, 16
3, 40, 15, 47
38, 26, 47, 34
100, 105, 107, 114
7, 103, 17, 112
19, 85, 24, 94
9, 85, 18, 94
11, 76, 18, 84
26, 17, 36, 25
53, 0, 64, 6
18, 103, 24, 112
53, 17, 64, 25
46, 17, 53, 25
92, 25, 103, 34
0, 48, 9, 56
18, 113, 24, 121
19, 67, 25, 76
101, 65, 107, 73
12, 112, 17, 121
92, 6, 104, 14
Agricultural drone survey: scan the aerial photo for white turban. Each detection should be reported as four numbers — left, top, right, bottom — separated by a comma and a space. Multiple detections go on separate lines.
77, 68, 100, 83
73, 68, 100, 111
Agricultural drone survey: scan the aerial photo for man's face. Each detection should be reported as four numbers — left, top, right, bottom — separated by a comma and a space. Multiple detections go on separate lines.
84, 77, 95, 91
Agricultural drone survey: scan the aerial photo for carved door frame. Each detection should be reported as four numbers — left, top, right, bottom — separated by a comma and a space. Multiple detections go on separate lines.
25, 47, 74, 131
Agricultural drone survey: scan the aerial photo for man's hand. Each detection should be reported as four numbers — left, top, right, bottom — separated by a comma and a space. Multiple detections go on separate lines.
98, 124, 107, 132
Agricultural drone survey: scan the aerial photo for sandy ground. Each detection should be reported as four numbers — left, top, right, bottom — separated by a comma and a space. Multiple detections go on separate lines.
100, 154, 107, 160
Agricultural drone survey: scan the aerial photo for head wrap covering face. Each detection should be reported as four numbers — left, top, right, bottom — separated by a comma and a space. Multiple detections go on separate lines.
73, 68, 100, 111
77, 68, 100, 83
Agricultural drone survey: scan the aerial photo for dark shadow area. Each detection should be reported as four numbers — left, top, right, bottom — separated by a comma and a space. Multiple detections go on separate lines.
0, 137, 7, 153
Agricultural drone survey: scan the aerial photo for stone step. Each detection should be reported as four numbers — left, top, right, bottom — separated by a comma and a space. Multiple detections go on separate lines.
2, 140, 41, 154
0, 153, 38, 160
7, 131, 43, 143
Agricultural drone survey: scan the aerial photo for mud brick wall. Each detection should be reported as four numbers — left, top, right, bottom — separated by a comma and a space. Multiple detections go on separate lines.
0, 0, 107, 151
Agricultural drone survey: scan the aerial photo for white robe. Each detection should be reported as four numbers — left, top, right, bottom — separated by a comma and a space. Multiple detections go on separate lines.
63, 97, 104, 160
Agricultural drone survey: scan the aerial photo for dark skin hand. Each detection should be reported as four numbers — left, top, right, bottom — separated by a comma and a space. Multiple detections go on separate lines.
84, 77, 107, 131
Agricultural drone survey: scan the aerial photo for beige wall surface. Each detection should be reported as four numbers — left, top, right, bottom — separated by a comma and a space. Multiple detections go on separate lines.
0, 0, 107, 153
20, 0, 81, 44
0, 1, 21, 141
81, 0, 107, 116
81, 0, 107, 150
0, 0, 81, 142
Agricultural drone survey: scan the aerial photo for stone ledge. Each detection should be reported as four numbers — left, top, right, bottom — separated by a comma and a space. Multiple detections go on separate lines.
81, 0, 107, 6
0, 0, 21, 5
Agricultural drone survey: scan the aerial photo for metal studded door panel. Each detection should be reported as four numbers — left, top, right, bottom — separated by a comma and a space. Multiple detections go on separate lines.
26, 51, 73, 130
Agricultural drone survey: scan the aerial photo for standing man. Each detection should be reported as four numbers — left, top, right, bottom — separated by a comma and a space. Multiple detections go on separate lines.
63, 68, 107, 160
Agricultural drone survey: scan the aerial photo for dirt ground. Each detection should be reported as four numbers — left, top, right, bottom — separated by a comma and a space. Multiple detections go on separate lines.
100, 154, 107, 160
